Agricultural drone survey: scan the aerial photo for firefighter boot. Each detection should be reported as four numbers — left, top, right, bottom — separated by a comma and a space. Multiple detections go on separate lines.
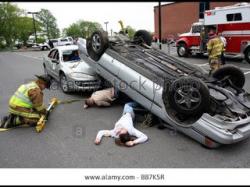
1, 114, 22, 128
0, 116, 9, 128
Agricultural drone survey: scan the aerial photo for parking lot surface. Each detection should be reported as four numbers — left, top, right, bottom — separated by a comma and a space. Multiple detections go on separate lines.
1, 47, 250, 168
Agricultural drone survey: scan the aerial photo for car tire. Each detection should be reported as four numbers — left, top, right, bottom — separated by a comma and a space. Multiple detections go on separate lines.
60, 73, 71, 93
87, 30, 109, 61
212, 65, 245, 88
162, 77, 210, 126
244, 47, 250, 64
133, 30, 152, 46
177, 43, 188, 57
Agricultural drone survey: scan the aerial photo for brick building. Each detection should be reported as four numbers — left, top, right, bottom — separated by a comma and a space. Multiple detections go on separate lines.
154, 2, 236, 41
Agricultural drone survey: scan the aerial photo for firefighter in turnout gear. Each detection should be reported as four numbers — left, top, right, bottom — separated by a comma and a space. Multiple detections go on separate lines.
0, 75, 51, 129
207, 26, 225, 74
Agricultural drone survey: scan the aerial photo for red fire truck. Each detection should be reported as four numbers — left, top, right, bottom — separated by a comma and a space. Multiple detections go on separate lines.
176, 3, 250, 63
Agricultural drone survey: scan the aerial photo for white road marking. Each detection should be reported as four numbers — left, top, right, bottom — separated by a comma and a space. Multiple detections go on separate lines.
14, 52, 42, 60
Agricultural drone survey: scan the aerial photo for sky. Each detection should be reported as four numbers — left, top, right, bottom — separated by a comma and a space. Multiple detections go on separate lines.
15, 2, 160, 34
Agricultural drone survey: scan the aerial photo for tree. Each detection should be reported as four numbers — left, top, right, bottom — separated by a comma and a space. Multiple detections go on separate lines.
63, 20, 103, 39
36, 9, 60, 39
0, 2, 23, 47
63, 23, 81, 38
78, 20, 103, 38
15, 16, 42, 45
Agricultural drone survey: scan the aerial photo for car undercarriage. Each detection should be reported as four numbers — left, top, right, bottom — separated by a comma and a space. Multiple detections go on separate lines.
78, 30, 250, 147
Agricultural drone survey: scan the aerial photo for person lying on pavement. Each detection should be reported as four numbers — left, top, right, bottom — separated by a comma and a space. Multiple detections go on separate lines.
94, 102, 148, 147
84, 87, 119, 109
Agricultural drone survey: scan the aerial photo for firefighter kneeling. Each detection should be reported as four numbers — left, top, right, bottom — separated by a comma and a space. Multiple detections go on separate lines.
207, 26, 225, 74
0, 75, 51, 129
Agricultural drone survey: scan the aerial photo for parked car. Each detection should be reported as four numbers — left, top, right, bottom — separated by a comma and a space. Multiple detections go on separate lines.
78, 30, 250, 148
32, 40, 50, 51
43, 45, 101, 93
15, 40, 23, 49
49, 37, 74, 47
26, 39, 36, 48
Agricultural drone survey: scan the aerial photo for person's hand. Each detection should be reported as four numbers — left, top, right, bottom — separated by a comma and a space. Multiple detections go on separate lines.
39, 108, 47, 115
94, 138, 101, 145
125, 141, 135, 147
83, 104, 88, 109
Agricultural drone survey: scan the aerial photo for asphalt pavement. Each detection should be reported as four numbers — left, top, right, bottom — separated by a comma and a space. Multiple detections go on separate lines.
0, 48, 250, 168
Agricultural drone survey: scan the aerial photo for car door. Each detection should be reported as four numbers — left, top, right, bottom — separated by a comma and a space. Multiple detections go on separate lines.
44, 49, 57, 77
118, 62, 155, 111
96, 54, 122, 85
50, 49, 61, 80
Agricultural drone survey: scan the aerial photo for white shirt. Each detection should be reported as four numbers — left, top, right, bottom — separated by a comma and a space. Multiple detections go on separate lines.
96, 113, 148, 144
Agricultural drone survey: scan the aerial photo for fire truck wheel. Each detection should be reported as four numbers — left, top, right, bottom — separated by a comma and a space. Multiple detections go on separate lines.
162, 77, 210, 126
177, 43, 188, 57
213, 65, 245, 88
245, 47, 250, 64
87, 30, 109, 61
134, 30, 152, 46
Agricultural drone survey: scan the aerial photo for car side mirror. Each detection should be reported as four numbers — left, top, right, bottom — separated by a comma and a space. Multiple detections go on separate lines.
52, 59, 59, 64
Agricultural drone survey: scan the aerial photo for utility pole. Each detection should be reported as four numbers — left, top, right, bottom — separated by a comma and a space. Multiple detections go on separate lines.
28, 11, 39, 44
104, 21, 109, 34
158, 1, 162, 49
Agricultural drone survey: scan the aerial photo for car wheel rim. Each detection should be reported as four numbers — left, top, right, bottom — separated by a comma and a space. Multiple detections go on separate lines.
61, 76, 68, 91
174, 85, 201, 111
92, 34, 101, 52
179, 46, 186, 56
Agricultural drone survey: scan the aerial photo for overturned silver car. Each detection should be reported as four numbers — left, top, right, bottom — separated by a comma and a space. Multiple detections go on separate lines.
78, 30, 250, 148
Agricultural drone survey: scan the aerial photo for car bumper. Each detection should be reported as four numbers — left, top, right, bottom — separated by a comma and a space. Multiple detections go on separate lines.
193, 114, 250, 144
67, 76, 101, 91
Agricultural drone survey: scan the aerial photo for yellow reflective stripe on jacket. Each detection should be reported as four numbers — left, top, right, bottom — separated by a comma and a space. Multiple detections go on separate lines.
9, 82, 39, 109
207, 37, 224, 59
9, 107, 40, 119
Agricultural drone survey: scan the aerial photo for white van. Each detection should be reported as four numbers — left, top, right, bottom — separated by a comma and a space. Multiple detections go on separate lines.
50, 37, 74, 47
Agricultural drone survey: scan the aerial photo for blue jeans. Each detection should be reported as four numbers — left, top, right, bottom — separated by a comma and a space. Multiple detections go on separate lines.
122, 102, 139, 119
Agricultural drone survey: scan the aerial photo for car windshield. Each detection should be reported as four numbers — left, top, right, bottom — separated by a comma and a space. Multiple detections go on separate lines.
62, 50, 81, 62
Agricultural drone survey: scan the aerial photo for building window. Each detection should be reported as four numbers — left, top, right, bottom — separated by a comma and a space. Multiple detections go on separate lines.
199, 2, 210, 19
226, 13, 242, 21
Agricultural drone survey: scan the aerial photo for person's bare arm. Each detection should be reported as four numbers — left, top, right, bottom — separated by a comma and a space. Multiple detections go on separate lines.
126, 128, 148, 147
